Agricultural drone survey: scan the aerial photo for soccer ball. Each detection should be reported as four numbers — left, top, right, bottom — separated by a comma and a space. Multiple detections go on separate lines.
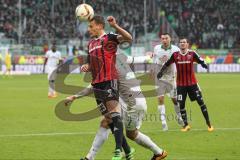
75, 4, 94, 21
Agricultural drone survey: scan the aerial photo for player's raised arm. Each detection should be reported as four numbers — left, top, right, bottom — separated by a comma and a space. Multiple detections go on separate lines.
193, 52, 208, 69
107, 16, 132, 42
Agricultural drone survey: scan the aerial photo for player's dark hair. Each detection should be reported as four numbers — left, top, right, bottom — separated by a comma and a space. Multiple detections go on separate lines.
90, 15, 105, 28
179, 37, 189, 43
161, 33, 171, 37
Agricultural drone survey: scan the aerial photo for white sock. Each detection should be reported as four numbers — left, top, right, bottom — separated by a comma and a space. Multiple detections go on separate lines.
158, 105, 166, 124
86, 127, 110, 160
134, 132, 163, 155
49, 81, 55, 94
48, 86, 53, 94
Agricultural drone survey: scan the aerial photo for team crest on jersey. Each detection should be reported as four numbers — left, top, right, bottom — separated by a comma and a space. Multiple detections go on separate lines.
159, 55, 168, 63
105, 41, 117, 52
187, 54, 192, 60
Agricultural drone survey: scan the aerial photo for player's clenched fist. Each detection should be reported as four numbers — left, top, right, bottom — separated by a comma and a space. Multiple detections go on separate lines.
107, 16, 117, 27
64, 95, 77, 106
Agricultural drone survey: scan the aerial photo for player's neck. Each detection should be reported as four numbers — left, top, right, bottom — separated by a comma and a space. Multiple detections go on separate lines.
180, 49, 189, 55
162, 44, 171, 50
97, 30, 105, 38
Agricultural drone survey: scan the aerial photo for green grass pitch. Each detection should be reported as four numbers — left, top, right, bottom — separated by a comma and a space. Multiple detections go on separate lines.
0, 73, 240, 160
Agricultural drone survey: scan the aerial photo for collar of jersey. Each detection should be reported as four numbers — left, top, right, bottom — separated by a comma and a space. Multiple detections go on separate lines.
95, 32, 106, 40
161, 44, 172, 50
180, 49, 189, 56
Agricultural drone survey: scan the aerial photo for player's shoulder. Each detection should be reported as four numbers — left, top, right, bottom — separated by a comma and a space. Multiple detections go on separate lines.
107, 32, 118, 39
188, 49, 198, 55
154, 44, 162, 51
106, 32, 119, 43
107, 32, 118, 36
172, 51, 180, 56
46, 50, 52, 55
171, 44, 180, 52
88, 39, 95, 44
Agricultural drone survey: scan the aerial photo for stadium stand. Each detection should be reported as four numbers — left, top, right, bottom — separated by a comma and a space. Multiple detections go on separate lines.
0, 0, 239, 49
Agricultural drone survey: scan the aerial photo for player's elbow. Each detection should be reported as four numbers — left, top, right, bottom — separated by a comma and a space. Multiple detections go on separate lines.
124, 37, 133, 45
127, 35, 133, 42
124, 33, 133, 42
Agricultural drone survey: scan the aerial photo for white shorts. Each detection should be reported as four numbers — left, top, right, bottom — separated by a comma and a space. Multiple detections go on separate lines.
47, 67, 57, 81
155, 80, 177, 98
120, 97, 147, 131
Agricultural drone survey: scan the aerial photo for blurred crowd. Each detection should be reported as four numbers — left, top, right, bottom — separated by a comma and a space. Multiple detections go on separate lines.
0, 0, 239, 49
158, 0, 240, 49
0, 0, 157, 43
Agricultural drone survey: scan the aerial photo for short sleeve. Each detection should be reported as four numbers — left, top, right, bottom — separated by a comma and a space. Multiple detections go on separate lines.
172, 45, 180, 52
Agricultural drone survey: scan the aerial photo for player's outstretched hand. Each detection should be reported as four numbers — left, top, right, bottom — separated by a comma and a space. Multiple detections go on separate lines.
146, 51, 154, 58
107, 16, 117, 27
201, 63, 208, 69
157, 71, 163, 79
64, 95, 77, 106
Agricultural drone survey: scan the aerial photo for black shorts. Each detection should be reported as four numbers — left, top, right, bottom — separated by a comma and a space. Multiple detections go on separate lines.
92, 80, 119, 114
177, 84, 202, 102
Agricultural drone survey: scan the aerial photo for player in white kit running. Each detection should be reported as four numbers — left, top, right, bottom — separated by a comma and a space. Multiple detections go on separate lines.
43, 45, 62, 98
151, 33, 183, 131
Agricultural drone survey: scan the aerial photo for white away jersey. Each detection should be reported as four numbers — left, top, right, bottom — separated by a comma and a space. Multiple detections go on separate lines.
45, 50, 62, 68
153, 44, 180, 81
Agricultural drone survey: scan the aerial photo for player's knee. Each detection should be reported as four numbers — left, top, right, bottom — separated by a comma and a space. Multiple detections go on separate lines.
100, 118, 110, 128
49, 80, 55, 83
196, 97, 205, 106
172, 97, 178, 105
178, 102, 185, 109
126, 130, 138, 140
106, 100, 121, 113
110, 112, 122, 123
158, 96, 164, 104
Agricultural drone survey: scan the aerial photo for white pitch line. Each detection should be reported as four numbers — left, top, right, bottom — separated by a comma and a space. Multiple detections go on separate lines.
0, 131, 95, 138
0, 127, 240, 138
149, 127, 240, 133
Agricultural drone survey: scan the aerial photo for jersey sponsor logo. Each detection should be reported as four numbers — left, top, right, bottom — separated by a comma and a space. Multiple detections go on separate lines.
89, 45, 103, 52
177, 61, 191, 64
105, 41, 118, 52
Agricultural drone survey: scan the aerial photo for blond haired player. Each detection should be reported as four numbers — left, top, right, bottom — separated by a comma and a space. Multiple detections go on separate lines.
43, 45, 62, 98
152, 33, 183, 131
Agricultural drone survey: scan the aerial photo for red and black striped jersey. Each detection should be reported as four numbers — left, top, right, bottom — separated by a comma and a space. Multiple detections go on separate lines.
164, 50, 205, 86
88, 33, 119, 84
